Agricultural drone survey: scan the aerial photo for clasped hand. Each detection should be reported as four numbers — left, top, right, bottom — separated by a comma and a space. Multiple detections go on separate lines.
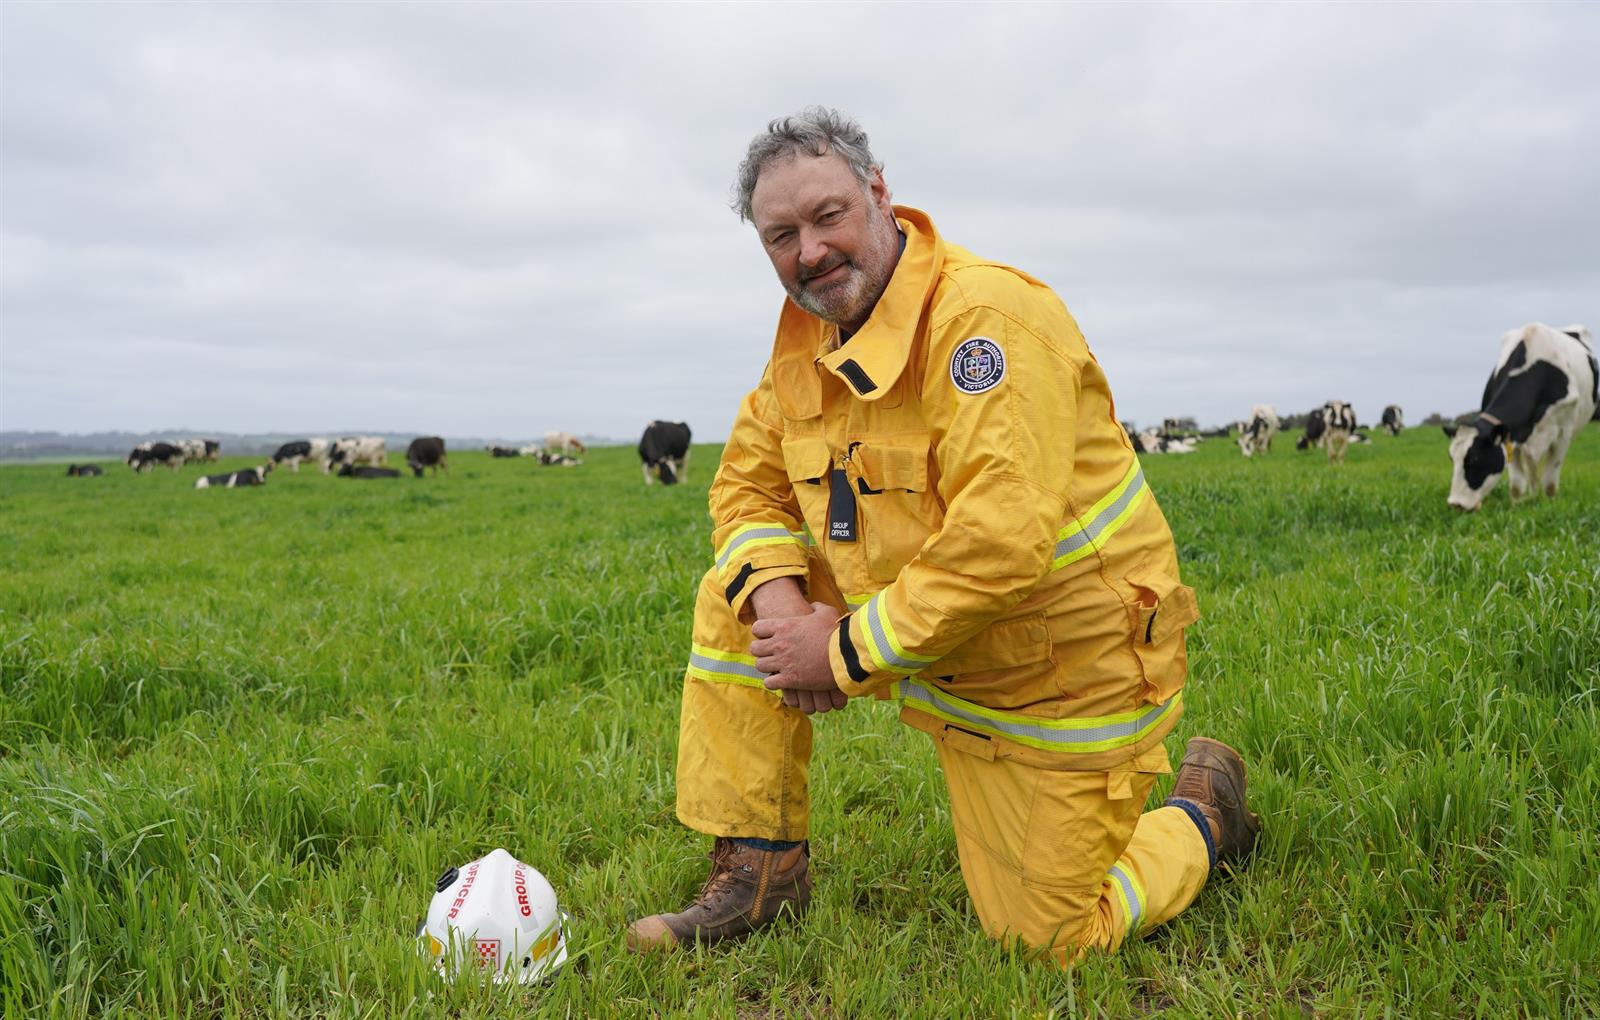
749, 602, 848, 715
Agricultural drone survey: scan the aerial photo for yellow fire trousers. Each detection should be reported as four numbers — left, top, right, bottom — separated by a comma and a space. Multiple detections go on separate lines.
676, 578, 1214, 962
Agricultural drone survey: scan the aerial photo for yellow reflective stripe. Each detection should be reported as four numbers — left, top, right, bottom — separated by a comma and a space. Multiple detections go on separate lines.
686, 644, 769, 689
859, 592, 936, 675
894, 680, 1181, 754
1052, 461, 1149, 571
1108, 863, 1146, 934
843, 592, 873, 609
714, 522, 810, 571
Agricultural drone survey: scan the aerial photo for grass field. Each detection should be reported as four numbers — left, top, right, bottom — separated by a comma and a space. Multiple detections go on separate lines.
2, 428, 1598, 1019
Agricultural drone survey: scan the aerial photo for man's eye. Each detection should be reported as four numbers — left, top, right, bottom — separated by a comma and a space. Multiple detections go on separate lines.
819, 210, 842, 224
768, 231, 793, 246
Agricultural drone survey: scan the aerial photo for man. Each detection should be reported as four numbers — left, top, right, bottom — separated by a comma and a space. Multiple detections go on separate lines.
627, 108, 1261, 965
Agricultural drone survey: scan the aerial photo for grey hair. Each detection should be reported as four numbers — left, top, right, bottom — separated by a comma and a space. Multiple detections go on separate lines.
732, 106, 882, 222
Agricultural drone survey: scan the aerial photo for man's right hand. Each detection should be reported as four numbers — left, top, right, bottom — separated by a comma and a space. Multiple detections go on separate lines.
748, 577, 848, 715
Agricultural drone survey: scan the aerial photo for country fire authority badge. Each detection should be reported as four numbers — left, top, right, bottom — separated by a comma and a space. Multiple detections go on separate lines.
951, 336, 1006, 394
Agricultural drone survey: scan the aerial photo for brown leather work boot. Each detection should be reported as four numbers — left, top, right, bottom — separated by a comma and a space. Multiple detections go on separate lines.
625, 838, 811, 951
1168, 737, 1261, 872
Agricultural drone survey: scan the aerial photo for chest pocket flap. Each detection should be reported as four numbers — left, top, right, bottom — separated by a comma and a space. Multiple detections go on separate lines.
853, 434, 930, 492
781, 435, 834, 483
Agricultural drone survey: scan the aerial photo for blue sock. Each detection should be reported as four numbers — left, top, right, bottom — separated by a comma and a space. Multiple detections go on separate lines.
733, 837, 802, 852
1164, 797, 1218, 869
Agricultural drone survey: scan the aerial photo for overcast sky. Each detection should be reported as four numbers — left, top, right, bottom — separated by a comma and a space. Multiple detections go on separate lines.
3, 3, 1597, 442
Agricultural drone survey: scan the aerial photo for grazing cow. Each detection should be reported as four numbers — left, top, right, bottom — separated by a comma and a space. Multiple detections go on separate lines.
1444, 323, 1597, 512
543, 431, 587, 457
271, 438, 330, 472
65, 464, 104, 477
337, 464, 401, 479
488, 445, 522, 458
1237, 404, 1280, 458
1381, 405, 1404, 437
127, 442, 185, 472
406, 436, 448, 477
1319, 401, 1357, 462
638, 420, 691, 484
194, 466, 267, 489
1295, 409, 1324, 452
323, 436, 386, 474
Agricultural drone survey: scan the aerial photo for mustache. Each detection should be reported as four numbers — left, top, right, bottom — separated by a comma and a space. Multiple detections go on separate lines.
799, 256, 851, 283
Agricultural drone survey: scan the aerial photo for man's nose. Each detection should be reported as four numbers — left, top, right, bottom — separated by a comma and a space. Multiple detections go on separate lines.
798, 228, 830, 268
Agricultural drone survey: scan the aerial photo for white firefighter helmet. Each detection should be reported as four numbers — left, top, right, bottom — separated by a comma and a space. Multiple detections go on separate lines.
417, 848, 569, 984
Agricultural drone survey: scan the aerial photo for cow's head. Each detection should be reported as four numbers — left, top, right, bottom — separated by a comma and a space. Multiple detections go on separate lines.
1444, 418, 1507, 512
654, 459, 679, 485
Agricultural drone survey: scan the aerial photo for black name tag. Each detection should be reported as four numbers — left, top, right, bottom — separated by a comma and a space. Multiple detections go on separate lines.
828, 467, 857, 542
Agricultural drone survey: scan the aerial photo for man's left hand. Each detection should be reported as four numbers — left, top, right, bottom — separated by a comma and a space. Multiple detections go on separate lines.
750, 602, 848, 714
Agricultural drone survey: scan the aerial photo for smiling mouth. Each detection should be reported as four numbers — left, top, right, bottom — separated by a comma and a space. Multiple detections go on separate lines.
804, 263, 849, 287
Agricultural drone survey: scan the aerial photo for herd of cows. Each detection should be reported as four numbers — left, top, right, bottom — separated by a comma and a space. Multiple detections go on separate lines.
1129, 322, 1597, 513
65, 421, 698, 491
56, 322, 1597, 513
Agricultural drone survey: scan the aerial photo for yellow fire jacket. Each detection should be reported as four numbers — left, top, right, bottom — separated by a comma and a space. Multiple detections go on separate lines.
707, 207, 1198, 771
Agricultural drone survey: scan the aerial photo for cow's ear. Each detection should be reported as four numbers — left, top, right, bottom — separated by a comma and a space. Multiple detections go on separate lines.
1441, 425, 1456, 439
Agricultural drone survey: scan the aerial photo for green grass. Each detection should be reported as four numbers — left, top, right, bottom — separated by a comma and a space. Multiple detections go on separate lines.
2, 429, 1597, 1018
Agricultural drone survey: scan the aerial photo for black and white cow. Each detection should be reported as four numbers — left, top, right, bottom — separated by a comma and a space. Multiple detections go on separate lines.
337, 464, 401, 479
1320, 401, 1357, 462
66, 464, 104, 477
272, 438, 330, 473
127, 442, 185, 472
537, 450, 582, 467
323, 436, 386, 474
1238, 404, 1279, 458
194, 465, 268, 489
1133, 429, 1196, 454
1295, 409, 1323, 452
1444, 323, 1597, 512
406, 436, 448, 477
639, 420, 691, 485
1381, 405, 1404, 437
488, 446, 522, 458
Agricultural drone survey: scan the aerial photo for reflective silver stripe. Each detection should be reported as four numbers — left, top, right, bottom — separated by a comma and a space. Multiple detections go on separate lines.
1054, 467, 1146, 562
898, 679, 1176, 750
1109, 864, 1142, 931
862, 593, 934, 673
687, 652, 765, 683
715, 527, 799, 570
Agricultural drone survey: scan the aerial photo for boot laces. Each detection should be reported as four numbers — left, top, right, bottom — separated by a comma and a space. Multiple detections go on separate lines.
694, 841, 753, 910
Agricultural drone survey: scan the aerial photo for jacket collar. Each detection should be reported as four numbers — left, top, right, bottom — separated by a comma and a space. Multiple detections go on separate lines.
773, 207, 944, 415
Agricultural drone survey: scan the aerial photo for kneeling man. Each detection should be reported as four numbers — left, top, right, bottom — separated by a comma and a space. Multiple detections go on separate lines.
628, 108, 1260, 966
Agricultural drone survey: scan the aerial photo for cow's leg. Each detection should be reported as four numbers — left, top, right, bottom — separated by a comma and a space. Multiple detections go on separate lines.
642, 463, 654, 485
1540, 438, 1570, 498
678, 451, 690, 484
1507, 449, 1530, 501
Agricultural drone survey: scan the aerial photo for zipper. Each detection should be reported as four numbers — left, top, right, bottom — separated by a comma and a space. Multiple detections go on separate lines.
751, 855, 773, 922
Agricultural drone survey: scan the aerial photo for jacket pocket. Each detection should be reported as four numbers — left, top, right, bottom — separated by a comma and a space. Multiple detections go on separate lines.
781, 434, 834, 539
852, 433, 936, 582
928, 611, 1052, 677
1124, 567, 1199, 702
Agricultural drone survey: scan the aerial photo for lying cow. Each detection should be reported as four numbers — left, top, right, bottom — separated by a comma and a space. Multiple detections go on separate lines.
488, 446, 522, 458
1133, 430, 1196, 454
639, 420, 691, 484
1381, 405, 1404, 437
66, 464, 104, 476
195, 466, 268, 489
323, 436, 386, 474
127, 442, 184, 472
543, 431, 587, 457
337, 464, 401, 478
406, 436, 448, 477
1444, 322, 1597, 512
1237, 404, 1279, 458
271, 438, 330, 472
537, 450, 582, 467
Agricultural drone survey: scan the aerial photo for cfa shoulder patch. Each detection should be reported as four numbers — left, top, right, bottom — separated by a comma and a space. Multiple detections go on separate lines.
950, 336, 1006, 394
